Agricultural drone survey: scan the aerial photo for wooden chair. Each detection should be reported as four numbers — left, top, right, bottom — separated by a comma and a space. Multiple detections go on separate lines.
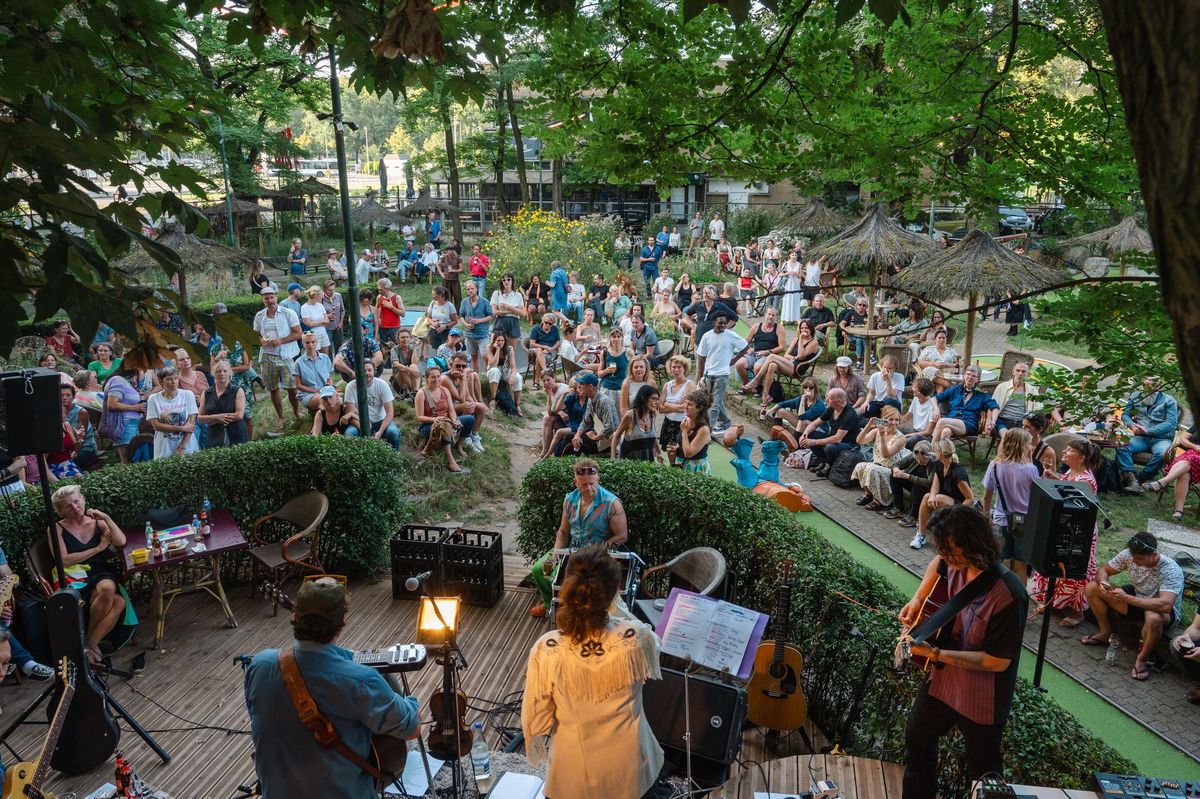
776, 352, 820, 400
943, 325, 959, 346
874, 344, 912, 378
638, 547, 727, 600
248, 490, 330, 615
998, 350, 1038, 382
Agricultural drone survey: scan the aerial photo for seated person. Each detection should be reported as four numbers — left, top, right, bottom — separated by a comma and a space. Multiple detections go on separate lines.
628, 315, 659, 364
800, 293, 836, 342
586, 274, 608, 320
436, 328, 467, 363
569, 372, 618, 456
795, 387, 859, 477
931, 365, 998, 440
546, 379, 587, 458
310, 386, 353, 435
526, 314, 563, 384
1169, 613, 1200, 704
538, 372, 573, 459
885, 439, 935, 527
342, 362, 400, 450
0, 544, 54, 680
838, 298, 870, 369
991, 360, 1059, 434
565, 271, 586, 323
333, 334, 383, 380
1114, 376, 1180, 495
442, 352, 487, 453
915, 327, 959, 390
900, 377, 940, 448
889, 300, 929, 344
859, 354, 904, 418
51, 485, 130, 664
768, 377, 826, 449
415, 364, 473, 473
1082, 532, 1184, 683
293, 332, 334, 412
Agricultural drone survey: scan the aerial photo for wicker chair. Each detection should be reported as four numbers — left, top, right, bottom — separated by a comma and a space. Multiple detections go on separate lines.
998, 350, 1038, 382
638, 547, 727, 600
248, 490, 329, 615
650, 338, 676, 381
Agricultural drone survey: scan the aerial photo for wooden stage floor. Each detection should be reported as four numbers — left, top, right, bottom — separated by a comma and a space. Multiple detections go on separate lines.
10, 555, 903, 798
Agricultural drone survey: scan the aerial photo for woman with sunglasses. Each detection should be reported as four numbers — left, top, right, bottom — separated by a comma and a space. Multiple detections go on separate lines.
527, 459, 628, 618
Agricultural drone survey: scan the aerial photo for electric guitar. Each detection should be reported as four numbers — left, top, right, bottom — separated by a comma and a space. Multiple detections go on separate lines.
3, 658, 74, 799
258, 582, 411, 778
747, 560, 808, 732
894, 573, 949, 671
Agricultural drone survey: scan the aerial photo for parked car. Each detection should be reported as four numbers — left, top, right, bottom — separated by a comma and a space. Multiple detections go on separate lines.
998, 206, 1033, 234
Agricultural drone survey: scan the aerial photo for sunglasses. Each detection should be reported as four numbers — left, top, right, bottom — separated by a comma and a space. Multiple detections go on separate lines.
574, 466, 598, 476
1127, 536, 1156, 554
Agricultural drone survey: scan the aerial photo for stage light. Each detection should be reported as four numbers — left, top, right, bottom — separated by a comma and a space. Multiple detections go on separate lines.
417, 597, 460, 646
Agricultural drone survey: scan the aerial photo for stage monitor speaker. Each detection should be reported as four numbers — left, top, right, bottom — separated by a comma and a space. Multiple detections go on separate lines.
1024, 478, 1099, 580
642, 667, 748, 765
0, 368, 64, 456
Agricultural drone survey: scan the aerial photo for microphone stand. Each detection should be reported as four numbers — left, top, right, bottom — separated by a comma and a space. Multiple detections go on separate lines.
823, 627, 879, 756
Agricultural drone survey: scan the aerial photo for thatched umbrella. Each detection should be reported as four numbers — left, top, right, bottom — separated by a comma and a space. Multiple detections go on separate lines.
351, 196, 401, 242
1066, 215, 1153, 276
806, 204, 938, 329
399, 195, 462, 218
281, 177, 339, 198
198, 198, 269, 216
892, 229, 1066, 363
780, 197, 853, 238
111, 221, 255, 304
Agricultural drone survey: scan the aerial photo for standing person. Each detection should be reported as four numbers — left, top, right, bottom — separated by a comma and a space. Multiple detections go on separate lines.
781, 253, 804, 324
612, 385, 660, 461
199, 359, 247, 448
598, 329, 629, 407
253, 285, 302, 431
437, 247, 464, 306
668, 225, 683, 256
146, 366, 198, 459
686, 210, 704, 257
427, 211, 442, 250
981, 428, 1040, 582
708, 212, 724, 249
803, 255, 823, 303
899, 504, 1028, 799
619, 356, 655, 418
102, 365, 146, 464
490, 273, 526, 342
321, 279, 346, 353
415, 365, 473, 473
171, 348, 208, 449
683, 286, 740, 354
614, 230, 633, 270
912, 437, 974, 550
523, 545, 663, 798
343, 362, 401, 450
302, 286, 333, 354
676, 388, 714, 474
526, 461, 629, 620
373, 279, 405, 348
1081, 532, 1184, 683
467, 243, 490, 297
548, 260, 569, 316
659, 356, 695, 467
459, 281, 494, 374
245, 577, 420, 799
639, 235, 660, 299
287, 238, 307, 277
249, 259, 272, 295
357, 289, 375, 341
423, 286, 458, 359
1030, 438, 1101, 627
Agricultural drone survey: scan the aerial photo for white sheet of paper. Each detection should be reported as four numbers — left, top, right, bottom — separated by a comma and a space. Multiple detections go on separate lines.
383, 751, 446, 797
489, 771, 546, 799
700, 601, 759, 672
658, 593, 714, 661
754, 793, 809, 799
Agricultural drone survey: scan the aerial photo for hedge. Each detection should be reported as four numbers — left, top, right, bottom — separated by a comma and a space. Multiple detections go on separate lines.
517, 458, 1138, 796
0, 436, 412, 580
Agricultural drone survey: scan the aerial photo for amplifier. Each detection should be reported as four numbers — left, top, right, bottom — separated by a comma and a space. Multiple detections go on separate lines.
0, 368, 64, 456
1024, 479, 1099, 579
642, 667, 747, 765
1095, 772, 1200, 798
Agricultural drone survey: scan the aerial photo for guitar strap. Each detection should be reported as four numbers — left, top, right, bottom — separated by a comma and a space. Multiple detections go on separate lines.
277, 648, 388, 784
910, 562, 1006, 648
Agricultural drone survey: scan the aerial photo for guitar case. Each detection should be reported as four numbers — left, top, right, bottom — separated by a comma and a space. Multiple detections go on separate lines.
45, 588, 120, 774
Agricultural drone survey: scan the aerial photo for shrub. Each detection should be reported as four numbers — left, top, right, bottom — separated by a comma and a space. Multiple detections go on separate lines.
487, 207, 615, 289
727, 206, 782, 246
642, 211, 675, 242
516, 458, 1137, 795
0, 436, 412, 580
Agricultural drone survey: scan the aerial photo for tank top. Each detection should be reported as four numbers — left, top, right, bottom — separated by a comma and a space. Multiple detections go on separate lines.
677, 285, 694, 308
679, 422, 710, 463
750, 323, 780, 352
424, 386, 451, 418
59, 519, 112, 573
625, 380, 650, 405
663, 379, 690, 422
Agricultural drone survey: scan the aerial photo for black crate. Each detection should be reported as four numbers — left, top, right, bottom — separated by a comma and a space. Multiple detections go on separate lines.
391, 525, 446, 599
441, 528, 504, 607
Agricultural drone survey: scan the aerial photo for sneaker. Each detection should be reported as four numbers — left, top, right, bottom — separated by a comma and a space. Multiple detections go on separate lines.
854, 361, 863, 371
21, 661, 54, 681
712, 426, 729, 437
883, 508, 902, 519
898, 516, 916, 527
869, 355, 878, 365
469, 433, 485, 452
909, 532, 926, 549
1024, 319, 1032, 330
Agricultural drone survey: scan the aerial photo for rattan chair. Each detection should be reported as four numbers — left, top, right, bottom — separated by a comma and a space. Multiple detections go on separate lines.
248, 490, 329, 615
638, 547, 727, 600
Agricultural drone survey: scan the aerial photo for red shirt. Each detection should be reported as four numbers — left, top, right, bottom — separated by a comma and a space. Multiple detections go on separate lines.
378, 292, 402, 329
469, 253, 490, 278
47, 335, 74, 361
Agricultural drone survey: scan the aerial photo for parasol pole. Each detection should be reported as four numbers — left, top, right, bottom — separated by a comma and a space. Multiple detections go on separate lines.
963, 291, 977, 365
866, 262, 877, 331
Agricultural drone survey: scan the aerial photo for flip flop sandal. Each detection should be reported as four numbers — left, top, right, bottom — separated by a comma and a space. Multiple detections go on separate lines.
1173, 511, 1185, 521
1059, 614, 1084, 628
1080, 634, 1110, 646
1141, 480, 1163, 492
1131, 665, 1150, 681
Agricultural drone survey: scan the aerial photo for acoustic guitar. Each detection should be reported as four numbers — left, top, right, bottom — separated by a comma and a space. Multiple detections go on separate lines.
747, 560, 808, 732
893, 573, 949, 671
259, 583, 410, 778
3, 658, 74, 799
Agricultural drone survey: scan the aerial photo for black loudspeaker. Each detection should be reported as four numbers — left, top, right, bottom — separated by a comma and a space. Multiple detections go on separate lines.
0, 368, 64, 455
1025, 478, 1099, 579
642, 667, 748, 765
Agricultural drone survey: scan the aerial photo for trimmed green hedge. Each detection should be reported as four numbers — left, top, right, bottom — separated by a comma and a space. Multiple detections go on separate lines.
0, 436, 411, 579
517, 458, 1138, 795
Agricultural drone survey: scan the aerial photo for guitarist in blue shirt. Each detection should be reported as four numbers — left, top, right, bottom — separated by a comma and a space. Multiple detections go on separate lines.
245, 578, 420, 798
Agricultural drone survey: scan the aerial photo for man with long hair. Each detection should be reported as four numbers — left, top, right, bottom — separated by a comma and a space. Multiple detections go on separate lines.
898, 505, 1027, 798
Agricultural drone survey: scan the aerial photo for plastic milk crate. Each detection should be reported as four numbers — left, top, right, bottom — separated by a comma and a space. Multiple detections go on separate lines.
441, 528, 504, 608
390, 525, 446, 599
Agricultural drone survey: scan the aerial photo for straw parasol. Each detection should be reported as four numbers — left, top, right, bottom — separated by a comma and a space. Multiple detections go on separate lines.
111, 221, 255, 304
805, 204, 938, 329
399, 195, 462, 218
892, 229, 1066, 363
780, 197, 853, 238
351, 196, 401, 242
281, 177, 339, 198
198, 198, 269, 216
1066, 215, 1153, 276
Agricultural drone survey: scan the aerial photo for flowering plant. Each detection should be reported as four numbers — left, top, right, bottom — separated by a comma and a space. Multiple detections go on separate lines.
487, 207, 620, 288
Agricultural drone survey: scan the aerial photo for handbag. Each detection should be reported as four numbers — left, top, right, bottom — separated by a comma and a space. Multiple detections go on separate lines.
994, 471, 1026, 539
411, 314, 431, 339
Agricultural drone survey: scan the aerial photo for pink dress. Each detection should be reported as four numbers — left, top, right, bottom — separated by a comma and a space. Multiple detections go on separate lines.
1029, 469, 1098, 613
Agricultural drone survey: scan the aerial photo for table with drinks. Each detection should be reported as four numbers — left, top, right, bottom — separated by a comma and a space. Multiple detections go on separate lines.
120, 503, 248, 647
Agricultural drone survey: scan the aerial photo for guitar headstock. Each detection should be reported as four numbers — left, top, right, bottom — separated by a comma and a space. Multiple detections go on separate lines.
60, 656, 75, 689
778, 560, 794, 584
260, 582, 295, 611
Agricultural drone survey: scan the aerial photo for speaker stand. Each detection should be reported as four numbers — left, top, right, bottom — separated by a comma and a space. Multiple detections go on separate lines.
1032, 574, 1056, 691
0, 680, 56, 761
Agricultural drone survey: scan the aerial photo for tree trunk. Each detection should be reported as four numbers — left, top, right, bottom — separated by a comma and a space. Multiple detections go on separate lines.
440, 103, 465, 246
963, 292, 977, 365
1097, 1, 1200, 415
493, 84, 508, 220
552, 157, 563, 215
506, 84, 529, 205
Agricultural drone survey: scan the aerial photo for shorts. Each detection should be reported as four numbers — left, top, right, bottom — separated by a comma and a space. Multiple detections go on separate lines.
465, 337, 487, 360
740, 289, 755, 299
1116, 584, 1177, 629
428, 328, 449, 349
297, 390, 318, 407
118, 415, 142, 446
259, 353, 294, 392
378, 327, 399, 346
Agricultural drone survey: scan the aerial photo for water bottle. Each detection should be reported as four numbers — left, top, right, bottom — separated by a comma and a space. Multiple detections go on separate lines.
192, 514, 202, 542
1105, 636, 1120, 664
201, 496, 213, 537
470, 722, 490, 779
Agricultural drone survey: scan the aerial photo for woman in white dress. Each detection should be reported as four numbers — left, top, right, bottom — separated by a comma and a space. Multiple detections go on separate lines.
781, 253, 804, 323
522, 545, 663, 799
300, 286, 332, 353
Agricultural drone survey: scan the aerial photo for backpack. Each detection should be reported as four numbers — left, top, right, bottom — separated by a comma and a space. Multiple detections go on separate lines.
828, 449, 865, 489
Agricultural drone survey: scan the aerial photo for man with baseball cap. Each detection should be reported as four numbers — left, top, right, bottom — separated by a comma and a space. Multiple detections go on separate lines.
245, 577, 419, 798
571, 371, 619, 456
281, 282, 305, 318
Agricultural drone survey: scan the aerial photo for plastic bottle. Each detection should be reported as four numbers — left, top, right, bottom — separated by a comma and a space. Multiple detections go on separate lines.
470, 722, 490, 781
192, 514, 202, 542
201, 496, 212, 537
1105, 636, 1120, 664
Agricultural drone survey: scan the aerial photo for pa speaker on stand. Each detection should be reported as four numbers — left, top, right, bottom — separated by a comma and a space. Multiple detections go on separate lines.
0, 368, 66, 457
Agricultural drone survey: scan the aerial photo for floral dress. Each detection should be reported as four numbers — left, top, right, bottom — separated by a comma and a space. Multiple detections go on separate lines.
1029, 468, 1099, 613
850, 434, 910, 505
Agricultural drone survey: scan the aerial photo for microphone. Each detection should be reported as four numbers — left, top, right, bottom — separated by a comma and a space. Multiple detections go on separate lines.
404, 571, 433, 592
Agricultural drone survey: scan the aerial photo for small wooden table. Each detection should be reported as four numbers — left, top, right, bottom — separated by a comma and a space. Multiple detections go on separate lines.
843, 325, 893, 363
121, 509, 247, 648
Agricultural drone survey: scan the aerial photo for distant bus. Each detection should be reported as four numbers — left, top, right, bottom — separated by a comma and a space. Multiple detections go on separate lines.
297, 158, 338, 177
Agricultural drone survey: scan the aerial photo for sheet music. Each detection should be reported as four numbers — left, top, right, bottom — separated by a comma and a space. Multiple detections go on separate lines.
657, 591, 767, 677
382, 751, 446, 797
488, 771, 546, 799
701, 601, 761, 672
658, 593, 716, 661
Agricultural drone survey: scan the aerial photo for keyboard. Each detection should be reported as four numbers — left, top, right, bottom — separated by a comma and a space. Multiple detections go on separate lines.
352, 644, 428, 672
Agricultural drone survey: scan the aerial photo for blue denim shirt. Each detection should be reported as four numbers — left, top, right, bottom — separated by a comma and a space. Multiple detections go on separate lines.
937, 385, 998, 433
245, 641, 420, 799
1122, 390, 1179, 440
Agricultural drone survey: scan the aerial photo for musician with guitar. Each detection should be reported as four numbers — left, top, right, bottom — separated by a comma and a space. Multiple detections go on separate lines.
897, 505, 1027, 799
244, 578, 420, 799
0, 544, 54, 682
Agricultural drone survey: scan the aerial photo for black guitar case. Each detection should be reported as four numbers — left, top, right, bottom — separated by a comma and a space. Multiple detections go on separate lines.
46, 588, 120, 774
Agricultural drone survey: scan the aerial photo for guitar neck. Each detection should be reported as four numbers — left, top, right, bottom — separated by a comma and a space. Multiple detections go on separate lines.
33, 683, 75, 790
772, 583, 792, 662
